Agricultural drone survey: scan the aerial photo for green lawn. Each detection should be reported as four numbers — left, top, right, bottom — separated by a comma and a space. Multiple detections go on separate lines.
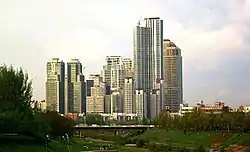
139, 129, 222, 148
118, 146, 150, 152
0, 139, 116, 152
0, 138, 149, 152
0, 141, 64, 152
5, 130, 250, 151
220, 133, 250, 148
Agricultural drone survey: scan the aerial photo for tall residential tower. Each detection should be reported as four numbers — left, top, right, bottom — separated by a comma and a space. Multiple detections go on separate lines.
65, 59, 86, 114
123, 77, 135, 114
133, 17, 164, 118
45, 58, 65, 113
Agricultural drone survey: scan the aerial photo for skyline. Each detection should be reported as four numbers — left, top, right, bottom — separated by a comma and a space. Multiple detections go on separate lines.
1, 0, 250, 107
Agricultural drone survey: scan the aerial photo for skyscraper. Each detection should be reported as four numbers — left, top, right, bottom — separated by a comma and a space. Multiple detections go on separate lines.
133, 17, 164, 118
46, 58, 65, 113
163, 39, 183, 112
65, 59, 86, 114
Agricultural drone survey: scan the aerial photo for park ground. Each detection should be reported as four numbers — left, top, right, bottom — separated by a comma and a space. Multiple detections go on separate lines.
1, 129, 250, 151
0, 138, 149, 152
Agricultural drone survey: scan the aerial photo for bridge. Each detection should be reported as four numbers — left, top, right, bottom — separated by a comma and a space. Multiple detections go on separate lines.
74, 125, 155, 136
75, 124, 155, 130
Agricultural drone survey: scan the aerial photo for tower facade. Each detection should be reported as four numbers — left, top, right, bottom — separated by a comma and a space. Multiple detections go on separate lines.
65, 59, 86, 114
102, 56, 125, 90
122, 58, 134, 78
123, 77, 135, 114
45, 58, 65, 113
163, 39, 183, 112
86, 74, 105, 113
133, 17, 164, 118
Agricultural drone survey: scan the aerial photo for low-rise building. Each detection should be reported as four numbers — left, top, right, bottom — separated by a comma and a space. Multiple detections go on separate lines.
197, 101, 229, 114
179, 103, 196, 116
242, 106, 250, 113
100, 113, 138, 121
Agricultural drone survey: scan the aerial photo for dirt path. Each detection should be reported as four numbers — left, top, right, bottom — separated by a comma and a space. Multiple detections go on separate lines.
230, 145, 246, 152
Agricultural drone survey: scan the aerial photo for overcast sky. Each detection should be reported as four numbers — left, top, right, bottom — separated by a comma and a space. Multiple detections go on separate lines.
1, 0, 250, 107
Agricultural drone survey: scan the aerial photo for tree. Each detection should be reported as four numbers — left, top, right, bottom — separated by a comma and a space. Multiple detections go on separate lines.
0, 65, 33, 132
0, 65, 50, 143
43, 111, 76, 138
155, 106, 250, 133
157, 110, 171, 129
0, 65, 33, 109
86, 113, 104, 125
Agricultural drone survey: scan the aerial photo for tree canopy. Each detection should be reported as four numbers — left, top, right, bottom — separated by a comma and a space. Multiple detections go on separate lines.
0, 65, 33, 113
156, 109, 250, 132
0, 65, 75, 145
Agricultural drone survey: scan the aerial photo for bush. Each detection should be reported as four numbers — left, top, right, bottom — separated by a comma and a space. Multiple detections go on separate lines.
136, 138, 146, 148
42, 111, 76, 138
146, 143, 172, 152
116, 138, 126, 145
176, 147, 190, 152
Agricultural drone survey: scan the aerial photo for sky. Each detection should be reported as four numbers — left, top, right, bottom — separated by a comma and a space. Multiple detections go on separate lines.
0, 0, 250, 107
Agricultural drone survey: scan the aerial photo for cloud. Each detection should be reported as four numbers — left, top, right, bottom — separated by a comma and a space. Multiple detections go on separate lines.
161, 0, 250, 71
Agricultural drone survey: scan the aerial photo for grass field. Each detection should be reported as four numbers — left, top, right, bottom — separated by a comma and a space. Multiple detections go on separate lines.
0, 138, 150, 152
220, 133, 250, 147
2, 129, 250, 151
138, 129, 222, 148
0, 139, 116, 152
118, 146, 150, 152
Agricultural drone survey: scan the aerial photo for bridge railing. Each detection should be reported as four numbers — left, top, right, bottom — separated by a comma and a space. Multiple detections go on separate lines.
74, 125, 155, 128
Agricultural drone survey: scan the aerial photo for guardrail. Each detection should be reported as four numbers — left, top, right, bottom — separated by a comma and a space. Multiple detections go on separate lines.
75, 125, 155, 128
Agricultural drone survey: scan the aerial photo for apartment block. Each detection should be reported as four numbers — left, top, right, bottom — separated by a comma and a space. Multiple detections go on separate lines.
123, 77, 135, 114
135, 89, 147, 119
46, 58, 65, 113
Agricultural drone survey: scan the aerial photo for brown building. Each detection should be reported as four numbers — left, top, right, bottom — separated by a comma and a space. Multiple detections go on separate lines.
163, 39, 183, 113
66, 113, 78, 120
197, 101, 229, 114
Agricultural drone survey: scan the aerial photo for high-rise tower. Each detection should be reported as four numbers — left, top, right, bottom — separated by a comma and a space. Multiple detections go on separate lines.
133, 17, 164, 118
163, 39, 183, 112
65, 59, 86, 114
46, 58, 65, 113
123, 77, 135, 114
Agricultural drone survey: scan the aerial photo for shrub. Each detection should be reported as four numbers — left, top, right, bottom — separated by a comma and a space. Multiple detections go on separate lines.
136, 138, 146, 148
146, 143, 172, 152
195, 145, 206, 152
